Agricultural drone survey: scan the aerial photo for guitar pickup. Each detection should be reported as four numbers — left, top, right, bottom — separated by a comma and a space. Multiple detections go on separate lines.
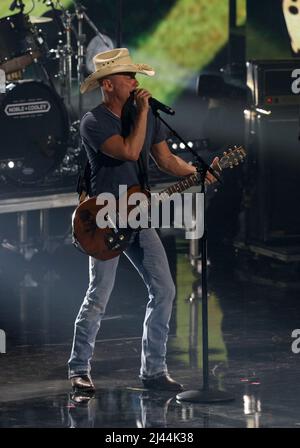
106, 233, 126, 251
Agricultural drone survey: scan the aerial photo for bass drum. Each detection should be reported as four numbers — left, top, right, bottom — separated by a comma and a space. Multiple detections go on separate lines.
0, 81, 69, 185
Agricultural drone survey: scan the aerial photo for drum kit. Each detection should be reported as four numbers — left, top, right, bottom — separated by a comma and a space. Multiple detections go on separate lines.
0, 0, 114, 187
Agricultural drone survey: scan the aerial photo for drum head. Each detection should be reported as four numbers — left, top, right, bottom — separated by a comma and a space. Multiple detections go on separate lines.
0, 81, 69, 185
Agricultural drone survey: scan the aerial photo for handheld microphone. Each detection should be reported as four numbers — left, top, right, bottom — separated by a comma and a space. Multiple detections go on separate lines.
9, 0, 19, 11
131, 90, 175, 116
149, 97, 175, 115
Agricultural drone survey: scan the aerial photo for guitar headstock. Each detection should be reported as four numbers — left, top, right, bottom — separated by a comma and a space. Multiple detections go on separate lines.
219, 146, 246, 170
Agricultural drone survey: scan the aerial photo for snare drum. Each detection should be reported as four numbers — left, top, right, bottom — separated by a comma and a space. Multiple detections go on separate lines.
0, 13, 42, 74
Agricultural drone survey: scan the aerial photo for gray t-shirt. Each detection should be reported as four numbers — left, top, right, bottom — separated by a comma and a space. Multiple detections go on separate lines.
80, 103, 167, 197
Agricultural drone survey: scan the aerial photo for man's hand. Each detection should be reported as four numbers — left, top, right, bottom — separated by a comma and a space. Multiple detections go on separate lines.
205, 156, 220, 185
134, 88, 152, 114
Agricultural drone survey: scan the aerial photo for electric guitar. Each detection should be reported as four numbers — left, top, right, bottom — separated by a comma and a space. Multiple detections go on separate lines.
72, 146, 246, 260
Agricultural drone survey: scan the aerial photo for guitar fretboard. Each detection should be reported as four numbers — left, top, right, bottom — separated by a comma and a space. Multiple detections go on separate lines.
139, 172, 200, 211
160, 172, 200, 197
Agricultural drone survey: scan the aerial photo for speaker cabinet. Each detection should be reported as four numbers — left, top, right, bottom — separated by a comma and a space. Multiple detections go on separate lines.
244, 60, 300, 243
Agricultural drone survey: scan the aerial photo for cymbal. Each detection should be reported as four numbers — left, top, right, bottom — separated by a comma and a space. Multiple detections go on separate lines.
29, 16, 53, 24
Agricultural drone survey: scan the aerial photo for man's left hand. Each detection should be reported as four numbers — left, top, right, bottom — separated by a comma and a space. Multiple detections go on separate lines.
205, 157, 220, 185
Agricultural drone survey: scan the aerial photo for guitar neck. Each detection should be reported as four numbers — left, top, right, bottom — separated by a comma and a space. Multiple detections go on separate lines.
160, 172, 201, 198
138, 172, 201, 213
139, 145, 245, 210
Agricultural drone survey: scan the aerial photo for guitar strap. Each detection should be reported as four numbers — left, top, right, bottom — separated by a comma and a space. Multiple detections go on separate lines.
121, 98, 150, 191
137, 150, 150, 191
76, 141, 92, 203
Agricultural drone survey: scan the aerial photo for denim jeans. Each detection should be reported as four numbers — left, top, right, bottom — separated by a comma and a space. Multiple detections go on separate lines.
68, 228, 176, 379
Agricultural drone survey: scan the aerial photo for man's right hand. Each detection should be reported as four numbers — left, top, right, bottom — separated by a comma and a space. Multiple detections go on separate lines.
134, 88, 152, 114
100, 89, 151, 162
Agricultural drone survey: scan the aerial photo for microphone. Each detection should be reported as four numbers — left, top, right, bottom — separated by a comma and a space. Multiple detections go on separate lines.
149, 97, 175, 115
9, 0, 19, 11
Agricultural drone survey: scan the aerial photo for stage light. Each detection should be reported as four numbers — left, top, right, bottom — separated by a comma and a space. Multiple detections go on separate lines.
8, 161, 15, 169
172, 143, 178, 150
179, 143, 186, 149
187, 141, 194, 148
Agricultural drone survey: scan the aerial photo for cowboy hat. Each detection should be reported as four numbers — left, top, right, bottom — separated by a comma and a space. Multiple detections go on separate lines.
80, 48, 155, 94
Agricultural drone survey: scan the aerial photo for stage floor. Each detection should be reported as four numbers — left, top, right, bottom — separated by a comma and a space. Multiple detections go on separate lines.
0, 234, 300, 428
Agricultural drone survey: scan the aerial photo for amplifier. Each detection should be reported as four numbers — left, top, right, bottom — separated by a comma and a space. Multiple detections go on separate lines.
243, 60, 300, 243
247, 59, 300, 107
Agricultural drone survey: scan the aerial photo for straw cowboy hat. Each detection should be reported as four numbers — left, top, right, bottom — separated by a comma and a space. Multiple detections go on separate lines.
80, 47, 155, 94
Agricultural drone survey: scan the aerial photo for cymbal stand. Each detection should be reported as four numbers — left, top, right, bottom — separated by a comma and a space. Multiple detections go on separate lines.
48, 1, 73, 106
73, 1, 110, 118
74, 2, 86, 119
60, 10, 74, 109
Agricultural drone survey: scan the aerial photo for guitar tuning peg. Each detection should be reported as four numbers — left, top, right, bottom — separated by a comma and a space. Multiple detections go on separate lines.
223, 151, 227, 156
234, 159, 239, 166
229, 163, 233, 169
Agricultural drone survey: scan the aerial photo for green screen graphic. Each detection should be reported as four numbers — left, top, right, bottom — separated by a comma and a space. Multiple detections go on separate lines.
0, 0, 246, 105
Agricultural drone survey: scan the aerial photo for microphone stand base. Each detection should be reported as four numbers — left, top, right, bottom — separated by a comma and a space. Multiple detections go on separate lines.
176, 388, 235, 403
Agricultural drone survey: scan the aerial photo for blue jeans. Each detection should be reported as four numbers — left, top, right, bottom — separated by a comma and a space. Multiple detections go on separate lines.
68, 228, 176, 379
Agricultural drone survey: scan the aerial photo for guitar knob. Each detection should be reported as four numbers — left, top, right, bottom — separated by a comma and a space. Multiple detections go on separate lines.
119, 234, 125, 241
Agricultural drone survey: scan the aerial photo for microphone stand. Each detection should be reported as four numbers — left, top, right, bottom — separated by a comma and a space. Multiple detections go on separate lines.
74, 1, 86, 119
153, 109, 234, 403
152, 109, 222, 184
